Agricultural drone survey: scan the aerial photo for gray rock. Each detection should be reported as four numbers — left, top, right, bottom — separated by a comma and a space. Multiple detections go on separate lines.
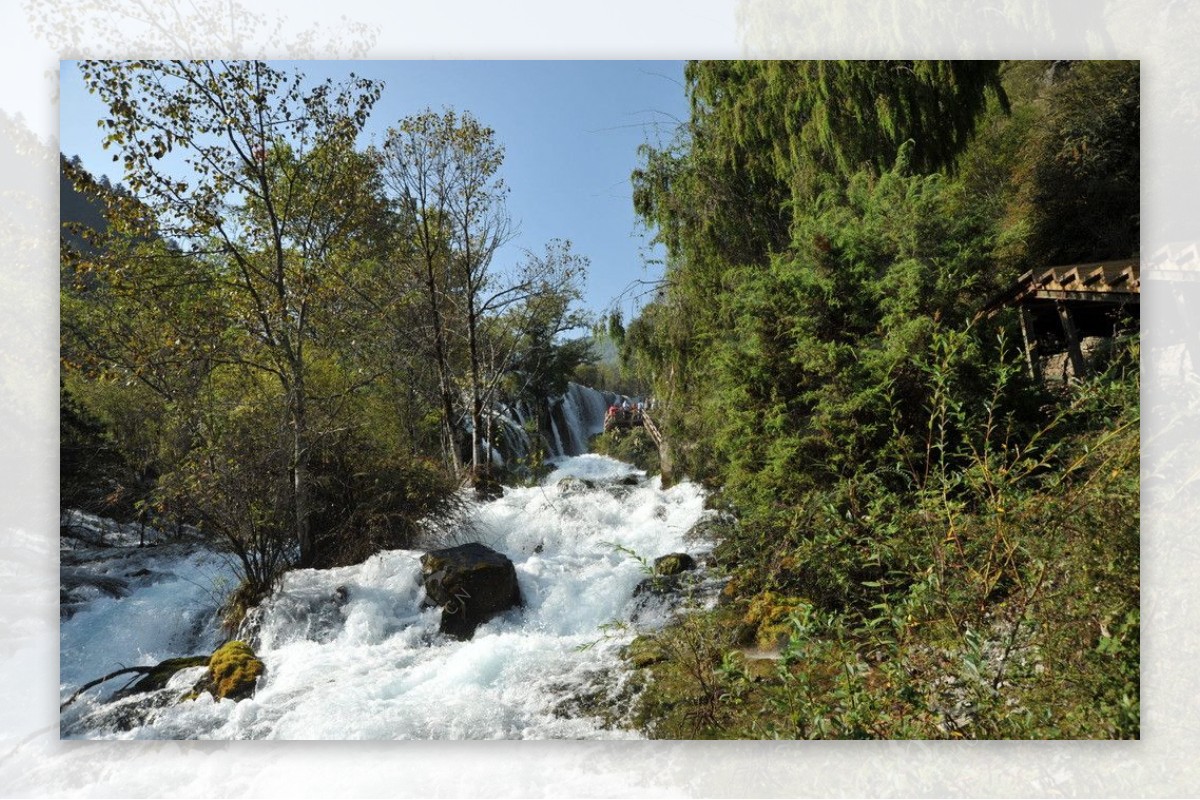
420, 543, 522, 639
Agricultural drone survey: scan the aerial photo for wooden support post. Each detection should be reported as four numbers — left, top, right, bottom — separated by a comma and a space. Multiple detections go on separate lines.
1055, 300, 1088, 380
1017, 305, 1040, 381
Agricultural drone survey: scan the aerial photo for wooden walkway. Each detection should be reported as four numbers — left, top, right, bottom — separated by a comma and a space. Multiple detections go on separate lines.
640, 411, 674, 487
601, 405, 676, 486
984, 259, 1140, 381
641, 411, 663, 449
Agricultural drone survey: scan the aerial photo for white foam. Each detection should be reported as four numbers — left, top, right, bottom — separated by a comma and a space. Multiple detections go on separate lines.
61, 454, 710, 739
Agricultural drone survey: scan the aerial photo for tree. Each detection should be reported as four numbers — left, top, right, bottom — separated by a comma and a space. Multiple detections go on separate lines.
1021, 61, 1140, 265
78, 60, 383, 566
377, 109, 517, 474
505, 241, 593, 399
630, 60, 1008, 485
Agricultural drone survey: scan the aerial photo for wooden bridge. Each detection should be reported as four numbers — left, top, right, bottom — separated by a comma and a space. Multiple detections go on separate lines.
603, 404, 675, 487
642, 411, 675, 487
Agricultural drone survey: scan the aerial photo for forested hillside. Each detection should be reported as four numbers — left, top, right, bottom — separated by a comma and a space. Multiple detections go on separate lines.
620, 60, 1139, 738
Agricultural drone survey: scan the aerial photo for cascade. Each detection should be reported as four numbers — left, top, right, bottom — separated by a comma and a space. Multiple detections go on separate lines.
59, 455, 718, 740
488, 382, 634, 463
59, 383, 694, 740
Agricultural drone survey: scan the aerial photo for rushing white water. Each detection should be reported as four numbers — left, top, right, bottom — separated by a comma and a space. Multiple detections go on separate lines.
59, 511, 236, 692
60, 454, 714, 740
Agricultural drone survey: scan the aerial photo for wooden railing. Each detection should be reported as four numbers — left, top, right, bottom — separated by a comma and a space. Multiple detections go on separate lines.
640, 411, 674, 487
641, 411, 664, 449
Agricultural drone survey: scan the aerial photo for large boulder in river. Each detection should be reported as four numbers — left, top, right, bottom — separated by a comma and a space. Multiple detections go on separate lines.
420, 543, 522, 639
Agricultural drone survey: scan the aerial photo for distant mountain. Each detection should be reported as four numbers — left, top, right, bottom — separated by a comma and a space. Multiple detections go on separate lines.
60, 154, 111, 256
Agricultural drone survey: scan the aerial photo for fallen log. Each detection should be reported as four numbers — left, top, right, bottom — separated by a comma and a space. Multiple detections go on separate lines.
60, 655, 211, 711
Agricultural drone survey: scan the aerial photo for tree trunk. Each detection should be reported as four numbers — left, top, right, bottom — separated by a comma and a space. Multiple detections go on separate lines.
424, 260, 461, 475
467, 275, 485, 475
469, 336, 484, 475
291, 370, 313, 567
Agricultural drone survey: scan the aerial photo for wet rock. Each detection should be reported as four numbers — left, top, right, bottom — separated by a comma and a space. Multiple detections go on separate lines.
73, 685, 188, 735
126, 655, 211, 695
556, 476, 597, 494
654, 553, 697, 576
60, 568, 130, 599
633, 575, 681, 598
420, 542, 523, 640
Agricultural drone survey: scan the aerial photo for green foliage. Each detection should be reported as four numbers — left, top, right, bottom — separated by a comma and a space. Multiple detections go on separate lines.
152, 365, 296, 600
309, 450, 466, 570
632, 611, 741, 738
624, 60, 1140, 740
62, 62, 591, 626
1020, 61, 1140, 265
590, 427, 660, 475
60, 379, 143, 519
634, 350, 1139, 739
683, 61, 1005, 187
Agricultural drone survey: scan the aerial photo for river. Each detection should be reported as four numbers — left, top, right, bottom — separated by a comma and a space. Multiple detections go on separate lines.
59, 452, 714, 739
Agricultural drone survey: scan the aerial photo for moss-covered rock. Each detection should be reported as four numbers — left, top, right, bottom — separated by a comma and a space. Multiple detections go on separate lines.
202, 640, 265, 701
624, 635, 668, 668
654, 553, 697, 576
743, 591, 811, 650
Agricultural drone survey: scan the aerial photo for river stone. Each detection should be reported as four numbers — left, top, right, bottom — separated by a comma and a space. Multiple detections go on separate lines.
654, 553, 697, 576
556, 476, 597, 494
420, 542, 523, 639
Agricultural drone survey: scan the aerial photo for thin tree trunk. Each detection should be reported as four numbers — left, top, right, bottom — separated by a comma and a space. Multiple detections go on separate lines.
291, 368, 313, 567
425, 260, 460, 475
468, 300, 484, 475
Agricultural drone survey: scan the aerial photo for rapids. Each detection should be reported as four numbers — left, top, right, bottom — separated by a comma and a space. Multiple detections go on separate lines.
59, 454, 716, 740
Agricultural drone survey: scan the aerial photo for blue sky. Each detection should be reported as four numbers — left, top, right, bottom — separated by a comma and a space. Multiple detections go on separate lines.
58, 60, 691, 327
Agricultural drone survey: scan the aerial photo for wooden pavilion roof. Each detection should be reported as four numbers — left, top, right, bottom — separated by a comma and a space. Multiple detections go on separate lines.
984, 259, 1139, 317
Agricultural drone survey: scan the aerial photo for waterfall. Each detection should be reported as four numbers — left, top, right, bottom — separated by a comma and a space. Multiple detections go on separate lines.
486, 382, 632, 462
547, 382, 634, 457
